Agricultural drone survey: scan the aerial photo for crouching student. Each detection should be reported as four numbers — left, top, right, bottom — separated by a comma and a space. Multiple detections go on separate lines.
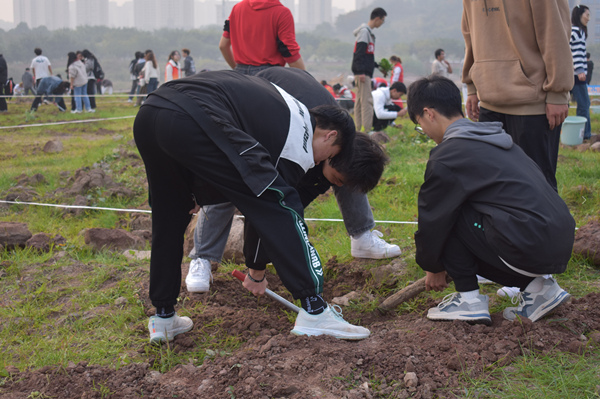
135, 70, 385, 343
407, 75, 575, 325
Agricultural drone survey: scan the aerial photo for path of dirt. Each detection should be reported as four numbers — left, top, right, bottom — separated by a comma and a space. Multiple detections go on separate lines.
2, 258, 599, 399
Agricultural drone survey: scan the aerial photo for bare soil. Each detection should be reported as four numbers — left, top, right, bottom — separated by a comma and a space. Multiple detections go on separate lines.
2, 258, 599, 399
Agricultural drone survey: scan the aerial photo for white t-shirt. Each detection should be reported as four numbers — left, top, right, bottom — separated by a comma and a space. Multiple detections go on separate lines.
431, 59, 450, 78
30, 55, 52, 80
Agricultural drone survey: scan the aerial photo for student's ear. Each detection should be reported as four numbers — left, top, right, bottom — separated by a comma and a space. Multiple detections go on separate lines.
325, 130, 338, 142
423, 107, 435, 122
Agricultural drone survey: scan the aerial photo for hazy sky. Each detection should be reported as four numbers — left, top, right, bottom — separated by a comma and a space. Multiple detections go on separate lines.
0, 0, 355, 23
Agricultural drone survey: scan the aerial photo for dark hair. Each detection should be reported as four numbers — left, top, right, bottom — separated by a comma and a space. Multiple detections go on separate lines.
587, 52, 591, 59
370, 7, 387, 20
66, 52, 77, 70
182, 48, 190, 56
407, 75, 464, 124
82, 49, 96, 60
168, 50, 180, 61
390, 82, 406, 94
390, 55, 402, 64
53, 81, 70, 95
145, 49, 157, 68
336, 133, 388, 193
34, 48, 42, 56
309, 105, 356, 168
434, 49, 444, 59
135, 51, 144, 59
572, 4, 589, 37
333, 83, 342, 91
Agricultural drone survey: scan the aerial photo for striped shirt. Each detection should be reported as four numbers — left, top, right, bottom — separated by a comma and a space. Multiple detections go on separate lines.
570, 26, 587, 75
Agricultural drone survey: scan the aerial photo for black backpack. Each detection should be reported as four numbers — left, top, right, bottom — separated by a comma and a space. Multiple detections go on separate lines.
93, 58, 105, 80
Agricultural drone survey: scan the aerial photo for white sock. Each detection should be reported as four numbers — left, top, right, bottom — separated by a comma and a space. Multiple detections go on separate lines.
352, 231, 370, 241
525, 276, 547, 293
460, 289, 480, 300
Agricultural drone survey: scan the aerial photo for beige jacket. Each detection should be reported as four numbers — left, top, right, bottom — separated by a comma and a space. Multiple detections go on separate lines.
462, 0, 573, 115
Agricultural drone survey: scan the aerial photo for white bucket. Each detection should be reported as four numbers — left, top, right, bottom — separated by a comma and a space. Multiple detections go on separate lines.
561, 116, 586, 145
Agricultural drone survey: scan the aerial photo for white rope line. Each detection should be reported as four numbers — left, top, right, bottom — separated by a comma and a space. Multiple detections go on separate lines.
0, 200, 151, 214
0, 200, 418, 225
1, 93, 148, 98
0, 115, 136, 130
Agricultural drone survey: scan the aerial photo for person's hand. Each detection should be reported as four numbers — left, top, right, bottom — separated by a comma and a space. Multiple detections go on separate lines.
189, 203, 200, 215
578, 72, 587, 82
546, 103, 569, 130
398, 108, 408, 117
357, 74, 366, 83
466, 94, 480, 121
425, 271, 449, 292
242, 269, 268, 296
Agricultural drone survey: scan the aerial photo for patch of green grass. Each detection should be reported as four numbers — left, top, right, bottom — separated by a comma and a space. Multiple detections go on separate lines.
456, 348, 600, 398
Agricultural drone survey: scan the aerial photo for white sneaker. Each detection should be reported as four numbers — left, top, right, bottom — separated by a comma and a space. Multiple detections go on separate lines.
148, 313, 193, 344
185, 258, 212, 293
427, 292, 491, 325
85, 108, 95, 113
71, 110, 81, 114
291, 305, 370, 340
503, 277, 570, 322
497, 286, 520, 299
351, 230, 401, 259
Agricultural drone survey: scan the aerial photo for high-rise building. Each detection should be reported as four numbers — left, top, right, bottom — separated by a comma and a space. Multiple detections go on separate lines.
215, 0, 238, 25
134, 0, 194, 31
297, 0, 331, 31
194, 0, 218, 27
109, 1, 134, 28
75, 0, 109, 27
355, 0, 372, 10
13, 0, 69, 30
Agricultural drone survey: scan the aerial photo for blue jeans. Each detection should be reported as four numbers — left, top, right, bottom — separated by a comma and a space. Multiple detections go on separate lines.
191, 187, 376, 261
146, 78, 158, 94
234, 64, 274, 76
73, 83, 91, 112
572, 82, 591, 139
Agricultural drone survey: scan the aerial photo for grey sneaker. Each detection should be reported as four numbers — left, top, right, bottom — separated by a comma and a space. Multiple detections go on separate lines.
503, 277, 570, 322
351, 230, 401, 259
185, 258, 212, 293
148, 313, 193, 344
291, 305, 370, 340
427, 292, 491, 325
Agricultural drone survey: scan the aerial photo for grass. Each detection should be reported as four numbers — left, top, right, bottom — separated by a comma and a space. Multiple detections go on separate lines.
1, 96, 600, 396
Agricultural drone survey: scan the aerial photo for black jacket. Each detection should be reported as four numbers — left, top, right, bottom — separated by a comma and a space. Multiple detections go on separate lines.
0, 55, 7, 83
144, 69, 322, 199
415, 119, 575, 274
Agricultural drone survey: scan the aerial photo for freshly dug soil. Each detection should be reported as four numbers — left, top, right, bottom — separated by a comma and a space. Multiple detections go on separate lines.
2, 260, 599, 399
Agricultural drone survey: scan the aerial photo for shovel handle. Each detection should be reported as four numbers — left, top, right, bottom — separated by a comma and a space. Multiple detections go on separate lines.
232, 270, 301, 313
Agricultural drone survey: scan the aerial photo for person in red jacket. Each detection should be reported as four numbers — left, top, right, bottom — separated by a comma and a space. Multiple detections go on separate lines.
389, 55, 404, 85
218, 0, 305, 75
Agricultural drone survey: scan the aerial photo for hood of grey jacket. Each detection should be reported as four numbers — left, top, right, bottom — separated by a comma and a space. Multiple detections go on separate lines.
353, 23, 370, 37
443, 118, 513, 149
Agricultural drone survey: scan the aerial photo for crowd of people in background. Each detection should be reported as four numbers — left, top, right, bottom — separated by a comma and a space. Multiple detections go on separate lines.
0, 46, 200, 113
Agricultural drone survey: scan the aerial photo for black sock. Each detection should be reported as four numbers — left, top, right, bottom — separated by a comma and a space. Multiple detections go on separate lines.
301, 295, 326, 315
155, 306, 175, 319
